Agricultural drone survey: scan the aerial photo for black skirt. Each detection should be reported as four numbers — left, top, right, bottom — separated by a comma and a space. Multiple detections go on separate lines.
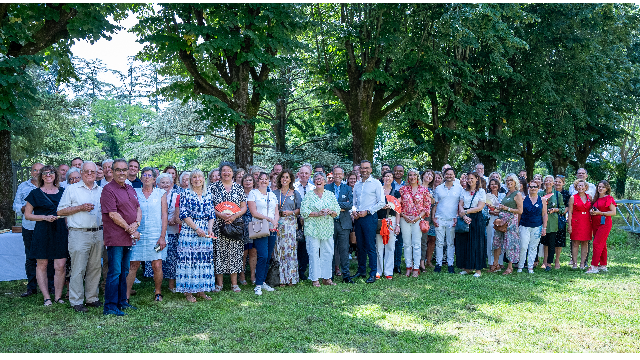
455, 212, 487, 271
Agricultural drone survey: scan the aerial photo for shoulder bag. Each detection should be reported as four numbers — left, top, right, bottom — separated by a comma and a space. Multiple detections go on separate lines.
249, 191, 272, 239
219, 184, 245, 241
455, 191, 477, 233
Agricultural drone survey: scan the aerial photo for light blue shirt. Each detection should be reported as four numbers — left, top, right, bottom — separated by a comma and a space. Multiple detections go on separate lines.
433, 182, 464, 220
353, 175, 385, 214
13, 180, 38, 230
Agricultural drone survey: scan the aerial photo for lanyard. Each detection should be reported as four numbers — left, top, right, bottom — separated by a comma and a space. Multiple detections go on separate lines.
279, 188, 290, 209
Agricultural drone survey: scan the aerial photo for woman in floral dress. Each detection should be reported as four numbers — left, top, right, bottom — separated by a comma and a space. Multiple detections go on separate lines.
273, 169, 301, 286
492, 174, 524, 275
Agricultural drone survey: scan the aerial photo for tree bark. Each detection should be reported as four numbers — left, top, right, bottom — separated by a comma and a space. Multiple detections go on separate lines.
550, 149, 571, 177
273, 98, 287, 154
0, 129, 14, 229
614, 162, 628, 198
431, 132, 451, 171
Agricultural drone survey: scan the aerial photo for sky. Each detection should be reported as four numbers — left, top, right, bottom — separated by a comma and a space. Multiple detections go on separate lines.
70, 12, 145, 89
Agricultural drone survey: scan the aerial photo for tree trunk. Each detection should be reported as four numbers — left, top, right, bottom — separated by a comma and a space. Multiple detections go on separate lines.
0, 129, 15, 230
614, 162, 628, 198
550, 149, 571, 177
235, 123, 254, 170
273, 98, 287, 153
431, 132, 451, 171
349, 109, 379, 163
476, 154, 498, 174
521, 141, 539, 181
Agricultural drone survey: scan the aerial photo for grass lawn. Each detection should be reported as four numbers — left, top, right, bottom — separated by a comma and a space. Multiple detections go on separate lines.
1, 226, 639, 352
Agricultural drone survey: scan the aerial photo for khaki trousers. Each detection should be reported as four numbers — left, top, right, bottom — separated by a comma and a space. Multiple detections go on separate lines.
68, 229, 104, 306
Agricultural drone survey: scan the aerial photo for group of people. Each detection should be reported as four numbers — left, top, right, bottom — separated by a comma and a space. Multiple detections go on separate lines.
12, 157, 616, 315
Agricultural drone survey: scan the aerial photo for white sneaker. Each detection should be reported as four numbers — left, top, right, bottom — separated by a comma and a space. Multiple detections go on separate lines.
585, 267, 600, 274
598, 266, 608, 272
254, 286, 262, 295
348, 254, 353, 260
473, 273, 481, 278
517, 268, 523, 273
459, 271, 468, 275
134, 277, 141, 284
261, 283, 275, 292
528, 269, 534, 274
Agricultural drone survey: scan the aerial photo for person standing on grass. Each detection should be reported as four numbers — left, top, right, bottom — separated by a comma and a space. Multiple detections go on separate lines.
294, 164, 314, 280
126, 168, 168, 303
419, 169, 435, 272
239, 174, 257, 285
540, 175, 563, 271
375, 170, 401, 279
248, 172, 280, 295
432, 168, 463, 274
568, 179, 592, 270
391, 164, 405, 275
456, 172, 487, 277
13, 162, 53, 298
325, 166, 354, 283
352, 160, 386, 283
273, 169, 302, 286
568, 168, 597, 266
553, 175, 570, 269
586, 181, 617, 274
485, 178, 505, 271
492, 174, 523, 275
399, 169, 431, 278
100, 159, 141, 316
518, 180, 547, 274
23, 165, 69, 306
57, 161, 103, 313
301, 172, 341, 287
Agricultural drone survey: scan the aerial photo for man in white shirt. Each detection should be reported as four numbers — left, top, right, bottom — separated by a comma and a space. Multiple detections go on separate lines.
293, 164, 314, 280
568, 168, 597, 198
432, 168, 463, 273
352, 160, 385, 283
57, 161, 104, 313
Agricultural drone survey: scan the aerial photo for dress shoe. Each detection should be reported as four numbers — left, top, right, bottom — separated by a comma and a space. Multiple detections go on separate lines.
86, 300, 103, 308
103, 308, 126, 316
434, 265, 442, 273
352, 272, 367, 278
393, 267, 401, 274
447, 265, 455, 274
72, 304, 89, 313
118, 301, 137, 311
343, 277, 354, 284
20, 289, 37, 297
365, 275, 376, 283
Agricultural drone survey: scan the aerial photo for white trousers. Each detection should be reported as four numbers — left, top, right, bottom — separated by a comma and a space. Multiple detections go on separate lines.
435, 219, 456, 266
486, 216, 504, 265
400, 218, 423, 269
519, 225, 542, 269
375, 217, 397, 276
306, 235, 334, 281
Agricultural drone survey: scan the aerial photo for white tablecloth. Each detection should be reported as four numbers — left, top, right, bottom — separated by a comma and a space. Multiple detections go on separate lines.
0, 232, 27, 281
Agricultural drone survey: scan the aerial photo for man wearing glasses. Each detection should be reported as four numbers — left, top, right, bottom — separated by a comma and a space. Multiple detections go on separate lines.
57, 161, 103, 312
13, 163, 54, 297
100, 159, 141, 316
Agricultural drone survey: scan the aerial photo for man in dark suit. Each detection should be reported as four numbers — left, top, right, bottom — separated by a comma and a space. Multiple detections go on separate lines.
325, 166, 354, 283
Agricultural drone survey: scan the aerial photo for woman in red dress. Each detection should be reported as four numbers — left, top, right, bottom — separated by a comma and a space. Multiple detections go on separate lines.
567, 179, 592, 269
586, 181, 616, 274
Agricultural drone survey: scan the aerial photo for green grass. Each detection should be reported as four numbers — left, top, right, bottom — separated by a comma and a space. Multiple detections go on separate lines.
1, 226, 640, 352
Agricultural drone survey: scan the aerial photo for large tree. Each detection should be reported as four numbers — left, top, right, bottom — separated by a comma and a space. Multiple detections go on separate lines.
0, 3, 128, 229
133, 4, 305, 169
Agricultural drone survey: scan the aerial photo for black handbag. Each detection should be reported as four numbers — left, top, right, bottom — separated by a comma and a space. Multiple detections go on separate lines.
220, 217, 244, 240
455, 191, 478, 233
296, 215, 305, 242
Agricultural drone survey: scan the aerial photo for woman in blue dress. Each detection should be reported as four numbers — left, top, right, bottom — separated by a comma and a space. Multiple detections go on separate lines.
177, 169, 216, 302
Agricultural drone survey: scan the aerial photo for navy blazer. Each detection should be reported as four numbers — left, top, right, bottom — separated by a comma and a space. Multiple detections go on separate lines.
325, 182, 353, 230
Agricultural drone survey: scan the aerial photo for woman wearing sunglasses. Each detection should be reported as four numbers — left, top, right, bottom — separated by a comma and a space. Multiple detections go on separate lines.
517, 180, 547, 273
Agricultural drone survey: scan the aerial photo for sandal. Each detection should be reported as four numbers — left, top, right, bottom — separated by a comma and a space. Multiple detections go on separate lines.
405, 267, 412, 277
502, 268, 513, 275
238, 280, 248, 285
185, 294, 197, 303
322, 280, 337, 286
154, 293, 163, 302
232, 285, 241, 293
412, 269, 419, 278
197, 293, 212, 300
212, 285, 223, 293
43, 298, 52, 307
55, 298, 65, 304
312, 281, 321, 287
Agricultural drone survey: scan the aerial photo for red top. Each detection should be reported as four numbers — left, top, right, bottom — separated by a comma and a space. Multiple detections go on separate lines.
570, 193, 592, 241
399, 185, 431, 218
591, 195, 616, 228
101, 181, 140, 247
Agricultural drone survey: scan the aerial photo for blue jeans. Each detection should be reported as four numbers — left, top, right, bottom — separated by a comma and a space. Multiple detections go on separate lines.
103, 246, 132, 312
254, 233, 276, 286
354, 213, 378, 277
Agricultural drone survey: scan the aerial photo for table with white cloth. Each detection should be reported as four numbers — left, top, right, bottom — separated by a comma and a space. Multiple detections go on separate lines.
0, 232, 27, 282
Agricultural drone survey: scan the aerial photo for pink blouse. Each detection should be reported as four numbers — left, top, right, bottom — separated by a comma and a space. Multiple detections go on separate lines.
399, 185, 431, 217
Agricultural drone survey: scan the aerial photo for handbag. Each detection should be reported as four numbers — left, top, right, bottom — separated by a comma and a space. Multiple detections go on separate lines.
493, 218, 508, 233
248, 191, 272, 239
419, 219, 430, 233
220, 217, 244, 240
455, 191, 477, 233
296, 215, 305, 242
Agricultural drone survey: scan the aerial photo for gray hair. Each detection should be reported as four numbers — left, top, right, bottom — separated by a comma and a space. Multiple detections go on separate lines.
543, 175, 555, 184
179, 171, 191, 185
505, 173, 521, 191
207, 168, 220, 188
156, 173, 173, 187
66, 167, 81, 182
313, 171, 327, 183
81, 161, 97, 172
141, 166, 156, 178
102, 159, 114, 167
299, 164, 311, 173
